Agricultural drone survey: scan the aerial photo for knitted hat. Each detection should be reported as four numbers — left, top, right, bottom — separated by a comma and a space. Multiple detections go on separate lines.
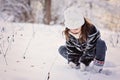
64, 6, 85, 29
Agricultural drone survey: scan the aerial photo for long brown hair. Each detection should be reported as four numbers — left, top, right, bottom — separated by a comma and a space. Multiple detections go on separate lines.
63, 18, 93, 43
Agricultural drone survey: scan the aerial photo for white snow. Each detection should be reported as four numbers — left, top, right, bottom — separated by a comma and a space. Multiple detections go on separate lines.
0, 22, 120, 80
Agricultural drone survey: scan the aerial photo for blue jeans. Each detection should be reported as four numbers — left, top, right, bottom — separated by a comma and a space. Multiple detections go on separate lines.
58, 39, 107, 64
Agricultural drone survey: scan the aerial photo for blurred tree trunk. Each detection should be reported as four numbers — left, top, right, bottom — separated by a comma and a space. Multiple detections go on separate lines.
43, 0, 51, 25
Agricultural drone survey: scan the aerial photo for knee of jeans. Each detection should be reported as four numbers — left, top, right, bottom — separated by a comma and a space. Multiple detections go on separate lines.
97, 39, 107, 50
58, 46, 66, 54
96, 39, 107, 61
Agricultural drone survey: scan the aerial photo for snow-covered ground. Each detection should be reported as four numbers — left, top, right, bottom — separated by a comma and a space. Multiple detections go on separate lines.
0, 23, 120, 80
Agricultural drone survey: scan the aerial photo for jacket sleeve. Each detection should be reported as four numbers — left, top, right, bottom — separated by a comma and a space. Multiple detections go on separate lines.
66, 40, 81, 65
66, 40, 75, 54
66, 40, 81, 54
85, 26, 100, 51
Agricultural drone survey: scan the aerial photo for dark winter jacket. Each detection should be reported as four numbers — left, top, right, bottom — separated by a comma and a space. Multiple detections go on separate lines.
66, 25, 100, 65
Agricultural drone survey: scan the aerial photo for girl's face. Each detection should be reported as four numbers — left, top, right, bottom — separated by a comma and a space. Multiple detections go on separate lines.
69, 28, 81, 34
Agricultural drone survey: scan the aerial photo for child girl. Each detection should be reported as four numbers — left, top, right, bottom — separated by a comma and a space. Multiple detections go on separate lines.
58, 7, 107, 72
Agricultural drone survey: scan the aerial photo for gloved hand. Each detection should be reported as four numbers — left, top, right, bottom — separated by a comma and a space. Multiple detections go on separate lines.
68, 61, 80, 69
80, 62, 87, 71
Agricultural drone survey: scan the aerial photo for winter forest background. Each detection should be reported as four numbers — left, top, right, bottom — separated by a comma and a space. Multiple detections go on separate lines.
0, 0, 120, 52
0, 0, 120, 30
0, 0, 120, 80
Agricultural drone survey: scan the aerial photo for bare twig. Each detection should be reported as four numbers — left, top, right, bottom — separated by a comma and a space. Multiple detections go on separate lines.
47, 72, 50, 80
0, 44, 8, 65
